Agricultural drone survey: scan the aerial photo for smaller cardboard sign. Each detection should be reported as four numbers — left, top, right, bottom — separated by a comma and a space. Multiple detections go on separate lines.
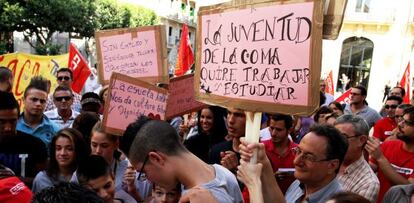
165, 74, 206, 119
95, 25, 168, 85
103, 73, 168, 135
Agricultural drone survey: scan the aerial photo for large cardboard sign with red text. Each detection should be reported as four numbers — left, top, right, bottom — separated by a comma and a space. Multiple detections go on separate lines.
195, 0, 323, 115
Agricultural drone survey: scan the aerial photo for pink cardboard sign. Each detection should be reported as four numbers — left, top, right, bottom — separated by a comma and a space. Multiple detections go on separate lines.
103, 73, 168, 135
195, 0, 323, 115
166, 74, 206, 119
96, 25, 168, 85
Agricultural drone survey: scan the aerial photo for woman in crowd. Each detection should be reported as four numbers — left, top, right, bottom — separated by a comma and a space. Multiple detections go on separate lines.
328, 101, 344, 116
313, 106, 334, 124
90, 121, 152, 202
32, 128, 89, 193
183, 106, 228, 163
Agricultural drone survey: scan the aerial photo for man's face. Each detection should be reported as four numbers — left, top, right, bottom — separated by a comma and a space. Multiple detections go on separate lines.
384, 100, 399, 118
226, 108, 246, 138
397, 114, 414, 142
24, 89, 47, 117
320, 82, 326, 92
395, 107, 404, 124
0, 108, 18, 139
86, 174, 115, 203
269, 119, 290, 144
53, 90, 73, 112
350, 88, 365, 105
293, 132, 336, 185
391, 87, 403, 98
152, 185, 180, 203
57, 71, 73, 87
335, 123, 365, 164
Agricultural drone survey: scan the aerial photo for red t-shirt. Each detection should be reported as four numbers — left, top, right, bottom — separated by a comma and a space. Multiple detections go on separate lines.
370, 140, 414, 202
242, 140, 297, 203
373, 117, 397, 142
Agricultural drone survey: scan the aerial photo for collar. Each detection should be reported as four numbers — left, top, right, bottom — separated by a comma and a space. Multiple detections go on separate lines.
303, 178, 341, 202
264, 139, 296, 157
343, 155, 365, 175
346, 104, 369, 114
19, 113, 50, 129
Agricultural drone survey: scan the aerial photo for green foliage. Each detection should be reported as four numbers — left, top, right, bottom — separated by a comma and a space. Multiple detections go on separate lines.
34, 43, 63, 55
126, 4, 158, 27
0, 0, 24, 32
0, 41, 7, 55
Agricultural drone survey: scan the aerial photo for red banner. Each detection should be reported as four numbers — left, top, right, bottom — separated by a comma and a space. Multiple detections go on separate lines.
174, 23, 194, 76
324, 70, 334, 95
335, 88, 351, 105
68, 43, 91, 93
399, 62, 410, 103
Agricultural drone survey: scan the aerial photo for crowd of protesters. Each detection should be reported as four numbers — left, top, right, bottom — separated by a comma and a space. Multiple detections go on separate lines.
1, 65, 414, 203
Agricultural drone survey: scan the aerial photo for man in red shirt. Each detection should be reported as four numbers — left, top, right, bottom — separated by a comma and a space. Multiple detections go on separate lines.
373, 96, 402, 141
261, 113, 297, 194
367, 106, 414, 202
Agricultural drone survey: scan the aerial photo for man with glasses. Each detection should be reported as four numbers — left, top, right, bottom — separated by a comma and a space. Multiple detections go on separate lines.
44, 86, 79, 129
16, 76, 59, 150
373, 96, 403, 142
45, 68, 81, 112
385, 104, 414, 141
366, 106, 414, 202
335, 115, 379, 202
120, 116, 243, 203
344, 85, 381, 128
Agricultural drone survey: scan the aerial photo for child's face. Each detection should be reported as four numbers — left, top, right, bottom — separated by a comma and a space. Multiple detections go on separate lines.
152, 185, 180, 203
87, 174, 115, 203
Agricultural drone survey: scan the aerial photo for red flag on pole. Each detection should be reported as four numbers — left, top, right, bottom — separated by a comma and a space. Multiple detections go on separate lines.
399, 62, 411, 103
324, 70, 334, 95
335, 88, 352, 105
68, 43, 91, 94
174, 23, 194, 77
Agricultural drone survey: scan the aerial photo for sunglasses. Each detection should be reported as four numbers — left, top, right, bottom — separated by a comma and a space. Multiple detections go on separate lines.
384, 104, 398, 109
55, 96, 72, 102
57, 76, 71, 81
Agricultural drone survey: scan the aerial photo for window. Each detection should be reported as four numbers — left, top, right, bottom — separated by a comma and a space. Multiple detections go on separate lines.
355, 0, 371, 13
336, 37, 374, 92
168, 26, 173, 36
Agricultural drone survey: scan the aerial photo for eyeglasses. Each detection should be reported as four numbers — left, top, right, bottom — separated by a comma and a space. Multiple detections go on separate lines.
395, 115, 404, 120
400, 119, 414, 127
341, 133, 361, 140
137, 154, 150, 181
29, 97, 46, 104
57, 76, 71, 81
55, 96, 72, 102
384, 105, 398, 109
350, 92, 361, 96
292, 147, 330, 163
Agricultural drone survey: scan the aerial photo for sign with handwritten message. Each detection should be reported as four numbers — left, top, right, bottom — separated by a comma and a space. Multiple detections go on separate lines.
195, 0, 323, 115
166, 74, 205, 119
96, 25, 168, 85
103, 73, 168, 135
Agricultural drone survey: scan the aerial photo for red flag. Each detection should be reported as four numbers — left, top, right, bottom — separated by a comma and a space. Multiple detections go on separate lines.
399, 62, 411, 103
175, 23, 194, 76
68, 43, 91, 93
335, 88, 352, 105
324, 70, 334, 95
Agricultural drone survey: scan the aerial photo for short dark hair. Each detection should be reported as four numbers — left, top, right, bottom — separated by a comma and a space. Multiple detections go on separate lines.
0, 66, 12, 82
53, 85, 73, 98
32, 182, 104, 203
328, 101, 344, 112
398, 103, 412, 110
72, 112, 101, 146
0, 91, 19, 113
309, 124, 348, 173
77, 155, 112, 186
353, 85, 367, 96
270, 113, 293, 129
126, 116, 187, 163
24, 76, 49, 98
314, 106, 333, 122
81, 92, 102, 113
387, 95, 403, 104
393, 86, 406, 98
403, 106, 414, 122
120, 116, 153, 156
327, 191, 370, 203
57, 68, 73, 79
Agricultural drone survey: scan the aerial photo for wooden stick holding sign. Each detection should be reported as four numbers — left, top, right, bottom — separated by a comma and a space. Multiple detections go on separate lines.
244, 111, 262, 164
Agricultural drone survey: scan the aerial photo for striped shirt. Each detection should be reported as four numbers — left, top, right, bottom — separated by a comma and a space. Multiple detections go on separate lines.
338, 155, 379, 202
44, 109, 80, 130
285, 178, 342, 203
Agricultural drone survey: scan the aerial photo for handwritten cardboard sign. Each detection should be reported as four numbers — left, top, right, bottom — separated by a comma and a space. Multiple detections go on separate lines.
103, 73, 168, 135
95, 25, 168, 85
166, 74, 206, 119
195, 0, 323, 115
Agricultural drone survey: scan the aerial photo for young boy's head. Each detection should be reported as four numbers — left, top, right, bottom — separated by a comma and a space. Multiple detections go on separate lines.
152, 183, 181, 203
77, 155, 115, 203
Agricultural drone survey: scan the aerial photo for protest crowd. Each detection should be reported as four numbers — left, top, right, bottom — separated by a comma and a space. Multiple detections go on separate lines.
2, 1, 414, 203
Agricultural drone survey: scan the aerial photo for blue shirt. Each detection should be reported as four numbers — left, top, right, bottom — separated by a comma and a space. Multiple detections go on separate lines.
344, 104, 381, 128
16, 114, 59, 150
285, 178, 342, 203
